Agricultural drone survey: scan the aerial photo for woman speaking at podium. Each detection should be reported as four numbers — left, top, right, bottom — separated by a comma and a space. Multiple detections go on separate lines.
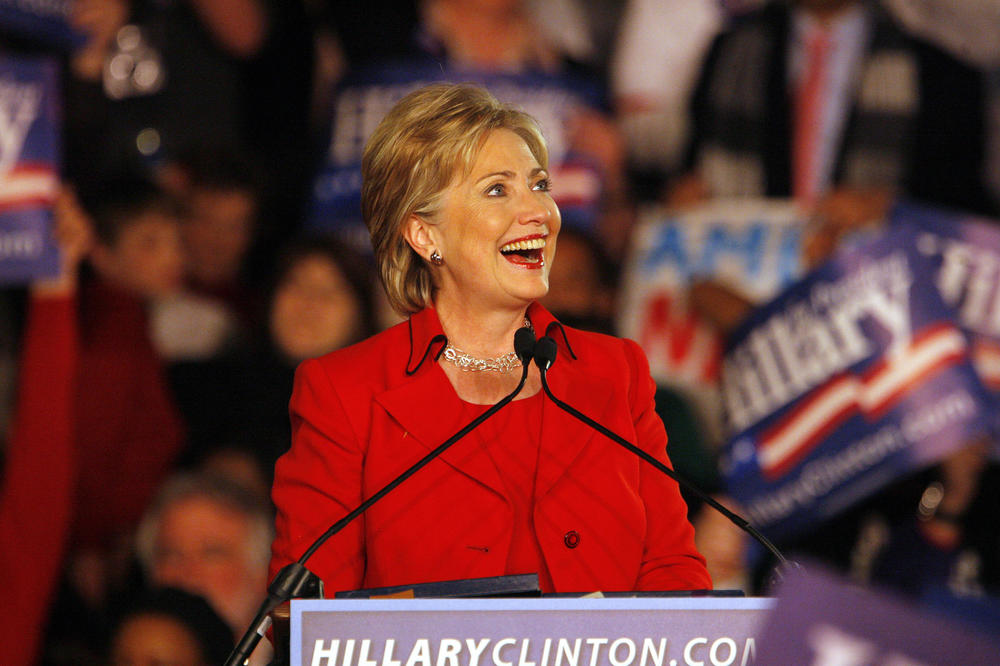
269, 83, 711, 594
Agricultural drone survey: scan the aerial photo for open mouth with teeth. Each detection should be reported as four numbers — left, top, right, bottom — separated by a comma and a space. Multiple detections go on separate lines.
499, 235, 547, 268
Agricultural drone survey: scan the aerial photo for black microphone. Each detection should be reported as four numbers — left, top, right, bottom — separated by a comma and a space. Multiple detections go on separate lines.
534, 335, 557, 371
225, 326, 537, 666
531, 335, 789, 571
514, 326, 538, 365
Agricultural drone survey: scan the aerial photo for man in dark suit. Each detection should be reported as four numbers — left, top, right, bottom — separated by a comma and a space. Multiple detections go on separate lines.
672, 0, 994, 254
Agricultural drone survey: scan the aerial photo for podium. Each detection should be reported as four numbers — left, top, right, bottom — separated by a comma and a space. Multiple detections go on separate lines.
288, 596, 774, 666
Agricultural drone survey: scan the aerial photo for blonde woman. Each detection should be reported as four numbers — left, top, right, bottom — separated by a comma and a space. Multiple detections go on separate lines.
270, 83, 710, 594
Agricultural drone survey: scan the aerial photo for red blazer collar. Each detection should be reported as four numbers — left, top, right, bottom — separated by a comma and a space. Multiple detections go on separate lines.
404, 302, 577, 376
391, 303, 615, 501
404, 306, 449, 375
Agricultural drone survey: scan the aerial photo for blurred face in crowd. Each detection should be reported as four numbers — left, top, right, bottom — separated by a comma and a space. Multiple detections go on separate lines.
197, 449, 271, 503
92, 212, 185, 298
541, 231, 609, 320
183, 187, 255, 286
269, 253, 363, 361
110, 613, 206, 666
417, 128, 560, 312
150, 496, 266, 633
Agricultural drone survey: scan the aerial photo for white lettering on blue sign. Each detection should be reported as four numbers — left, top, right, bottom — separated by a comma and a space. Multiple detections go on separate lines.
641, 220, 801, 288
919, 231, 1000, 336
0, 230, 42, 259
0, 78, 42, 174
744, 423, 909, 525
722, 252, 913, 433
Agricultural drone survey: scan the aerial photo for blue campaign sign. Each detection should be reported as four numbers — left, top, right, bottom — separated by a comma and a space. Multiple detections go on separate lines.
718, 227, 995, 542
0, 53, 60, 285
891, 203, 1000, 390
308, 59, 606, 251
617, 199, 807, 444
626, 199, 805, 302
0, 0, 85, 50
756, 565, 1000, 664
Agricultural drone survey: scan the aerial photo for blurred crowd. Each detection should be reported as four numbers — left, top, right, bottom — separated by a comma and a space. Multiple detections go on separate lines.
2, 0, 1000, 663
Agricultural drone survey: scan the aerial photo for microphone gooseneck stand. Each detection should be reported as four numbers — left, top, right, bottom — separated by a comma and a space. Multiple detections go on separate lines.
532, 336, 789, 570
224, 328, 538, 666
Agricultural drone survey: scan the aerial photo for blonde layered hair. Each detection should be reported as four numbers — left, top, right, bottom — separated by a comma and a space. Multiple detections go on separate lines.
362, 83, 549, 315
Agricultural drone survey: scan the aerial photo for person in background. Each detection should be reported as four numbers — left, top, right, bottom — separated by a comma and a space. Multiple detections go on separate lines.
135, 474, 273, 661
237, 233, 377, 466
28, 180, 188, 666
271, 83, 710, 595
0, 189, 91, 665
672, 0, 995, 258
108, 587, 234, 666
150, 149, 264, 372
611, 0, 728, 192
165, 233, 377, 469
539, 225, 617, 335
267, 235, 378, 364
65, 0, 269, 190
61, 179, 187, 608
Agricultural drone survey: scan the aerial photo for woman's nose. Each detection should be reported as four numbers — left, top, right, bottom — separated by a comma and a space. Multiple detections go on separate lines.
516, 190, 552, 226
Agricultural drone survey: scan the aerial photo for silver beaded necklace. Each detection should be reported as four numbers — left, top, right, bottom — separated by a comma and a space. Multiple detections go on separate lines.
441, 318, 532, 372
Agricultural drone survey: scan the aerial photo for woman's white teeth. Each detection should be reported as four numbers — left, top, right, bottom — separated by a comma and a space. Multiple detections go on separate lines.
500, 238, 546, 252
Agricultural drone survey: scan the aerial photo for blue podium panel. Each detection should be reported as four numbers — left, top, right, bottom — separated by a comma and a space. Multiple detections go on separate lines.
291, 597, 775, 666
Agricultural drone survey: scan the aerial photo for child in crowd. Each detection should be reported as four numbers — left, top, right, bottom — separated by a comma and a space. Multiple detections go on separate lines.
71, 178, 187, 572
27, 179, 188, 664
2, 179, 188, 662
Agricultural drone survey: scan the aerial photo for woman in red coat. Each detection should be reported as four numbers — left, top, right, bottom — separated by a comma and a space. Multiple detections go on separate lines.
269, 83, 710, 594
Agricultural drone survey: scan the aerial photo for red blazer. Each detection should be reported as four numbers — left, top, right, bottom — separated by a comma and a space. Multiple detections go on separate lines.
270, 303, 710, 594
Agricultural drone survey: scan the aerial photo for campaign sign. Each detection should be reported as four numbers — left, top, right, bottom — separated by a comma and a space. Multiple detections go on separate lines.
890, 203, 1000, 421
0, 0, 84, 50
718, 228, 994, 542
755, 565, 1000, 664
617, 199, 806, 442
292, 597, 775, 666
309, 60, 605, 250
0, 53, 60, 285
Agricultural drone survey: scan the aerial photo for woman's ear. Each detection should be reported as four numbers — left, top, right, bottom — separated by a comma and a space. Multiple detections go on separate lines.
402, 214, 437, 262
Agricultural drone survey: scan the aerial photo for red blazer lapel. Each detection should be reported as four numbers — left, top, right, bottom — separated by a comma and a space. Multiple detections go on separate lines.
374, 357, 507, 500
535, 337, 617, 501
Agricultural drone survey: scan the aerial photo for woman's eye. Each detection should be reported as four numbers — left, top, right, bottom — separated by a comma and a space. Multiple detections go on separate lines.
532, 178, 551, 192
486, 183, 505, 196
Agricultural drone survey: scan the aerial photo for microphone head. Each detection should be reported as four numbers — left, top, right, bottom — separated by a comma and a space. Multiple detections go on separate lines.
514, 326, 536, 364
534, 336, 558, 371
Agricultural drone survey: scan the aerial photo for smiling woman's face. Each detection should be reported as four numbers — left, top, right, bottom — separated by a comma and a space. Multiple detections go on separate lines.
418, 128, 561, 312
